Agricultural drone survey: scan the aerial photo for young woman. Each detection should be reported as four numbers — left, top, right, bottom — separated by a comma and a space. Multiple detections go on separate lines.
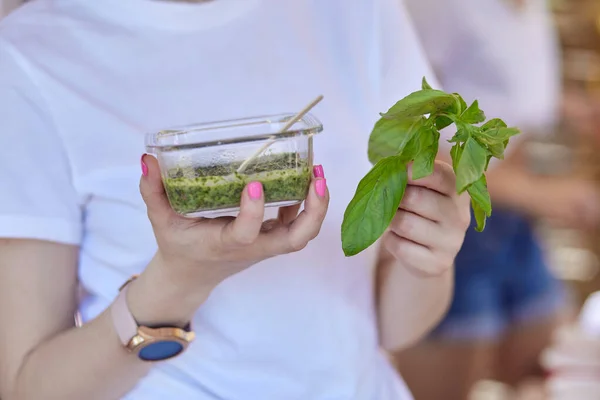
0, 1, 470, 399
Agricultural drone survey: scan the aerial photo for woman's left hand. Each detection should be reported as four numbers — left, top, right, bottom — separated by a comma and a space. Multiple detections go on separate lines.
381, 161, 471, 277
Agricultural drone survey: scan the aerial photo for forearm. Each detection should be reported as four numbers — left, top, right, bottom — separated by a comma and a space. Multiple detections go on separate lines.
376, 249, 454, 352
12, 309, 150, 400
10, 256, 209, 400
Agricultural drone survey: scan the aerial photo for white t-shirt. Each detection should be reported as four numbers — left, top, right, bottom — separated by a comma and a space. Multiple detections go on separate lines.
405, 0, 561, 134
0, 0, 438, 398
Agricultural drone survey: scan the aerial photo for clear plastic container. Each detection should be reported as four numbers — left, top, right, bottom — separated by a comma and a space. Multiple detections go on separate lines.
145, 113, 323, 217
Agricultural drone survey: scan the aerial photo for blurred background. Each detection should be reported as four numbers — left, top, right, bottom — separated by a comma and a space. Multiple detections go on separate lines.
2, 0, 600, 399
545, 0, 600, 304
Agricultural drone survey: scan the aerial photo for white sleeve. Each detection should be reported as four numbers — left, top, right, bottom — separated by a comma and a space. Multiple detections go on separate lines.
0, 41, 82, 244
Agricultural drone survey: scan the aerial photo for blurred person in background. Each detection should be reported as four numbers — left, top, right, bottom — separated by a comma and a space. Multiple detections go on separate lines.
396, 0, 600, 398
0, 1, 470, 399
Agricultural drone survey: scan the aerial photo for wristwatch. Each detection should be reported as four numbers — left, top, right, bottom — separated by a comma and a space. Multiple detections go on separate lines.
110, 275, 195, 362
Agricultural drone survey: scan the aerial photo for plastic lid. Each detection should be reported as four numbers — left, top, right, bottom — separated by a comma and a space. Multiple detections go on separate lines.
145, 113, 322, 152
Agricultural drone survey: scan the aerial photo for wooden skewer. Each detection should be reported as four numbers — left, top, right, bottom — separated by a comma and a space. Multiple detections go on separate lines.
236, 95, 324, 174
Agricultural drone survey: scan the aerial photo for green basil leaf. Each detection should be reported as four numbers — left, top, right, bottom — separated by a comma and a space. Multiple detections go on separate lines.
422, 77, 433, 90
401, 124, 428, 160
456, 137, 487, 193
481, 118, 507, 131
477, 127, 520, 146
342, 156, 408, 256
450, 143, 464, 171
467, 174, 491, 216
448, 129, 470, 143
381, 89, 458, 119
435, 115, 454, 130
471, 198, 487, 232
412, 128, 440, 180
368, 117, 423, 164
448, 121, 473, 143
487, 142, 505, 159
490, 127, 520, 141
461, 100, 486, 124
484, 153, 493, 170
453, 93, 468, 114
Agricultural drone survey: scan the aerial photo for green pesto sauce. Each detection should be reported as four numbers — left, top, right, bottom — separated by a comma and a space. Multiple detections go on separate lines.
164, 153, 311, 214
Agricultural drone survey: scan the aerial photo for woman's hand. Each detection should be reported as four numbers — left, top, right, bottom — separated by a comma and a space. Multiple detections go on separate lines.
140, 155, 329, 287
381, 161, 470, 277
377, 162, 469, 350
128, 155, 329, 325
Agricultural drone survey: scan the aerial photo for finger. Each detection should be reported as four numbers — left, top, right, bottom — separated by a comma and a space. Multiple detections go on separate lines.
382, 233, 448, 277
389, 210, 441, 248
221, 181, 265, 246
279, 164, 323, 225
286, 174, 329, 250
264, 175, 329, 254
407, 160, 456, 197
139, 154, 179, 225
400, 185, 454, 223
278, 203, 301, 225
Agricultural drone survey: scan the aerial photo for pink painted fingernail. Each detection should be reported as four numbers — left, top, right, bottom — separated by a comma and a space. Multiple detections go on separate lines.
316, 179, 327, 197
248, 181, 263, 200
313, 165, 325, 178
141, 155, 148, 177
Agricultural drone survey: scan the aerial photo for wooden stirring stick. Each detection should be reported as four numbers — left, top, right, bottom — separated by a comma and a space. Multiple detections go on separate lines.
236, 95, 324, 174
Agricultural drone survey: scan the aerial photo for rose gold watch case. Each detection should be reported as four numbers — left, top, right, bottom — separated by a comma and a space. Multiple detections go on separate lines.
117, 275, 195, 361
127, 326, 196, 361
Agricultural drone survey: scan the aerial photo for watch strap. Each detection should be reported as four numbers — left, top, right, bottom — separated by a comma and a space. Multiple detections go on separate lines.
110, 278, 139, 346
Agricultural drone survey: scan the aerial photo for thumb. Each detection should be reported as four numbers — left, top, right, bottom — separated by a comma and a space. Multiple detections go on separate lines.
139, 154, 177, 224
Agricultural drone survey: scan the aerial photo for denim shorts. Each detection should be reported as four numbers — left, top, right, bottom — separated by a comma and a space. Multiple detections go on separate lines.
431, 208, 566, 341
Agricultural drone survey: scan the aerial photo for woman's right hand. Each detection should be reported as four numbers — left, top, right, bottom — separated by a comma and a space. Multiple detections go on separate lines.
138, 154, 329, 294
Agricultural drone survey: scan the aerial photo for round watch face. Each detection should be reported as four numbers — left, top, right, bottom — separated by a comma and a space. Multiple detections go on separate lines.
138, 341, 185, 361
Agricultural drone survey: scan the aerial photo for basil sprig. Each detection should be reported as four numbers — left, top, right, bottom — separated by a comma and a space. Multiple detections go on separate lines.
341, 78, 520, 257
